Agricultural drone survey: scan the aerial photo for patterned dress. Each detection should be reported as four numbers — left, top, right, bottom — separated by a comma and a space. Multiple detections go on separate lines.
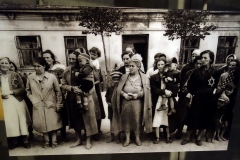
121, 75, 143, 132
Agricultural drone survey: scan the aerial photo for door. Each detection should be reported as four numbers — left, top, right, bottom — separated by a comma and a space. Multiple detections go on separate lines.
122, 35, 149, 71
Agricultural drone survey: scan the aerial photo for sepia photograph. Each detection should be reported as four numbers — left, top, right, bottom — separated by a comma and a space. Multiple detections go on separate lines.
0, 3, 240, 156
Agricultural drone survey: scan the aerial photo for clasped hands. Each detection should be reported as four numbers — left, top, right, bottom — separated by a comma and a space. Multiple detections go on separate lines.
123, 93, 138, 100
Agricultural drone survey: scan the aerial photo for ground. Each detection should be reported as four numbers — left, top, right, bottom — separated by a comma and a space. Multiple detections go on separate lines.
9, 92, 228, 156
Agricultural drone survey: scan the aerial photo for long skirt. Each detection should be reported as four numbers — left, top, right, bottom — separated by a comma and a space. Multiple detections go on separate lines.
121, 99, 143, 132
153, 96, 169, 127
3, 95, 31, 137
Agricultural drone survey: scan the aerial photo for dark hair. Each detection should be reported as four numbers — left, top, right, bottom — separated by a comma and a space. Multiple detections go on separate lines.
200, 50, 215, 64
155, 57, 167, 65
42, 50, 58, 65
69, 51, 81, 67
33, 57, 50, 71
229, 59, 240, 67
193, 56, 201, 64
121, 51, 132, 59
10, 61, 18, 72
89, 47, 101, 57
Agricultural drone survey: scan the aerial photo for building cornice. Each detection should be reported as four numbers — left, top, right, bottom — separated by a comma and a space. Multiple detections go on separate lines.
0, 4, 240, 14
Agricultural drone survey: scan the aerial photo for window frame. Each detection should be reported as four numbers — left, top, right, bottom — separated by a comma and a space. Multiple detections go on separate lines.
215, 36, 238, 64
180, 36, 200, 64
64, 36, 88, 66
14, 35, 42, 68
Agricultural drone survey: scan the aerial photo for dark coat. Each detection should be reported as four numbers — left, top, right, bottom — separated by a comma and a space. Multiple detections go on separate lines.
118, 66, 126, 74
187, 66, 219, 130
0, 71, 26, 102
150, 72, 166, 115
61, 67, 98, 136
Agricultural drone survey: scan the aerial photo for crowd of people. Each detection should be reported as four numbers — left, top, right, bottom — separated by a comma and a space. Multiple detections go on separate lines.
0, 46, 239, 150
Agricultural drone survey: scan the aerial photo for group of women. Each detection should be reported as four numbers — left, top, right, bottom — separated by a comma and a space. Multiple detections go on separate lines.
1, 47, 239, 151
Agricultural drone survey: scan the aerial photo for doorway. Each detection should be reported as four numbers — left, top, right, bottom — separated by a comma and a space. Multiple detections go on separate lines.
122, 35, 149, 71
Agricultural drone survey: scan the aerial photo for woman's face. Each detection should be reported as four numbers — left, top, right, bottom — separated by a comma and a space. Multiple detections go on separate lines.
0, 58, 10, 72
227, 56, 234, 64
129, 62, 139, 74
9, 63, 16, 72
33, 62, 45, 75
123, 54, 130, 66
201, 53, 211, 66
228, 61, 237, 71
78, 56, 88, 67
90, 52, 98, 60
68, 54, 77, 67
43, 53, 54, 66
157, 60, 165, 72
195, 60, 202, 69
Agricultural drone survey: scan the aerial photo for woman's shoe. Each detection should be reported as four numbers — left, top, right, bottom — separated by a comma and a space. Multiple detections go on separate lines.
166, 137, 172, 143
23, 142, 31, 149
123, 140, 130, 147
153, 137, 160, 144
195, 140, 202, 146
135, 139, 142, 146
52, 141, 58, 148
181, 139, 190, 145
42, 141, 50, 148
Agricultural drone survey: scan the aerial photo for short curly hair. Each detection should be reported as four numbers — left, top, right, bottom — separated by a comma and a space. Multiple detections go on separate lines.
89, 47, 101, 57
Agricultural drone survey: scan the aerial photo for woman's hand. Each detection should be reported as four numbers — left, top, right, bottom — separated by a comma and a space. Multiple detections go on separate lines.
72, 86, 82, 94
132, 93, 138, 99
123, 93, 131, 100
165, 90, 172, 97
167, 77, 173, 81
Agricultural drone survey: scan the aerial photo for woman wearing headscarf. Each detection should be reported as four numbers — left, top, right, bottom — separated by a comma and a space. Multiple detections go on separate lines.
61, 51, 98, 150
116, 54, 152, 147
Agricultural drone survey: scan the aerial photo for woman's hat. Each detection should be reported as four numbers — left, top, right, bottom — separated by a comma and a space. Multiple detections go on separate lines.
78, 53, 90, 61
171, 57, 178, 64
131, 53, 143, 62
110, 71, 123, 78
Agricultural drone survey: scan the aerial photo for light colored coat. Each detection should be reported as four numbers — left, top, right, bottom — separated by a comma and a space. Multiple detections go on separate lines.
26, 72, 62, 133
116, 72, 152, 133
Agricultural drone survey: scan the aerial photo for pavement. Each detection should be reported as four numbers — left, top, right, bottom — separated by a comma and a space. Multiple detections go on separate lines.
9, 92, 228, 156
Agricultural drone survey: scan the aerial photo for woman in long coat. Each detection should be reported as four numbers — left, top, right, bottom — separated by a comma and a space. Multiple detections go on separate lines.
116, 54, 152, 147
150, 58, 173, 144
181, 50, 219, 146
0, 57, 31, 149
26, 57, 62, 148
42, 49, 68, 141
61, 51, 98, 150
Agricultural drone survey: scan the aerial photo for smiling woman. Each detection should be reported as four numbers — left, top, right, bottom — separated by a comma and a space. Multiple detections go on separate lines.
0, 57, 31, 149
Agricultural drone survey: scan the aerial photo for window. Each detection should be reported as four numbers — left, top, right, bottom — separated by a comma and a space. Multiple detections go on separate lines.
64, 36, 87, 65
180, 37, 200, 64
15, 36, 42, 67
215, 36, 238, 64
